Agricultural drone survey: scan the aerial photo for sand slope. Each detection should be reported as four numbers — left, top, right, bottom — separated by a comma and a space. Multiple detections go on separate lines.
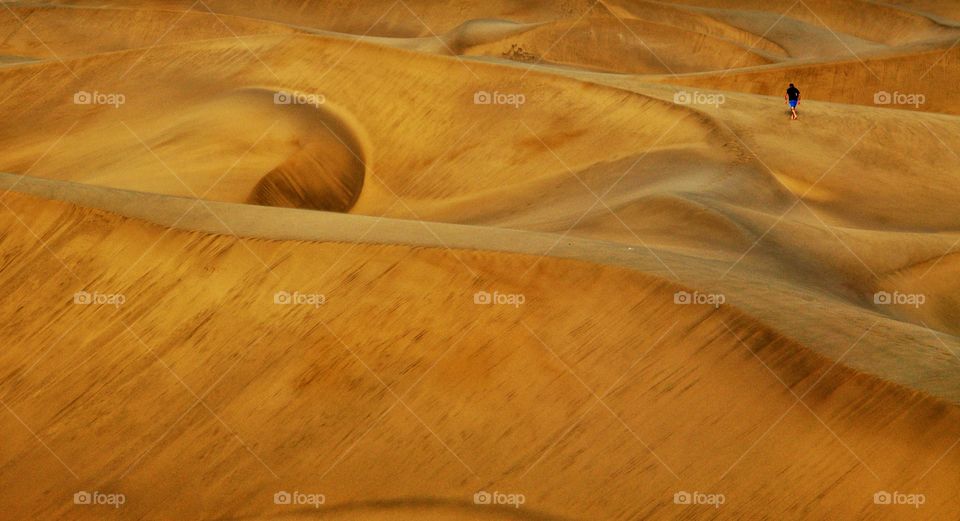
1, 191, 959, 520
0, 1, 959, 519
0, 24, 957, 400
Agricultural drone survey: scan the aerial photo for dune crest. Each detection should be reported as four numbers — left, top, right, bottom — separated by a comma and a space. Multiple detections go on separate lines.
1, 1, 959, 520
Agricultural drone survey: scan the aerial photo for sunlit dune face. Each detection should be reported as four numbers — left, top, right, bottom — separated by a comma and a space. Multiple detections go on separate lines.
1, 1, 960, 520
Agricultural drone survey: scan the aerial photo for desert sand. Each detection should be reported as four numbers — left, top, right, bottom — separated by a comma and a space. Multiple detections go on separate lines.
0, 1, 958, 520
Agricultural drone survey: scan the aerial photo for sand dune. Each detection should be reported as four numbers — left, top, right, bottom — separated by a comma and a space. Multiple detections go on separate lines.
1, 190, 959, 521
1, 1, 959, 519
459, 15, 774, 74
665, 44, 960, 114
2, 26, 956, 394
0, 5, 302, 60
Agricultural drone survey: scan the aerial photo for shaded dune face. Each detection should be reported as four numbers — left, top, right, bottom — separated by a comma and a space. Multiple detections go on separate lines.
245, 90, 366, 212
249, 140, 365, 212
0, 80, 367, 213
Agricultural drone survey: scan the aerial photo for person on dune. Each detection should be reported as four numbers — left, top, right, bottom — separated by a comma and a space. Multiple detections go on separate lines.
785, 83, 800, 120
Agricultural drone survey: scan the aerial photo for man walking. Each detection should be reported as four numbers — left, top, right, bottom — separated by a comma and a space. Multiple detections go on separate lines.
785, 83, 801, 120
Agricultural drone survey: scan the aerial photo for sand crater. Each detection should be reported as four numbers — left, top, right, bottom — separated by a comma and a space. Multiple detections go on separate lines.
241, 88, 366, 212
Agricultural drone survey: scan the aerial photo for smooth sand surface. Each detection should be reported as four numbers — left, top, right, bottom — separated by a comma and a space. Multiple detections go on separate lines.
0, 1, 958, 519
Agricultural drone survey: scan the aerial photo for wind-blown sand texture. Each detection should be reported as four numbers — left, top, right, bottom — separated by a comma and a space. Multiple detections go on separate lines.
0, 1, 958, 519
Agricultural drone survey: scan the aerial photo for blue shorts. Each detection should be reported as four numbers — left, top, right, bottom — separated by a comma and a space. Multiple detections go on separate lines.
789, 99, 798, 108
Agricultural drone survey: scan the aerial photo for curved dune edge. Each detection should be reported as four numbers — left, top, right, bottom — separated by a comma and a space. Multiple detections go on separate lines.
25, 0, 954, 62
234, 88, 368, 212
0, 172, 637, 256
457, 14, 773, 74
0, 173, 952, 408
0, 30, 726, 210
2, 172, 959, 404
0, 189, 959, 520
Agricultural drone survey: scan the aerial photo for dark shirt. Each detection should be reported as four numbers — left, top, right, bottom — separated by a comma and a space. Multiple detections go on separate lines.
787, 87, 800, 101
